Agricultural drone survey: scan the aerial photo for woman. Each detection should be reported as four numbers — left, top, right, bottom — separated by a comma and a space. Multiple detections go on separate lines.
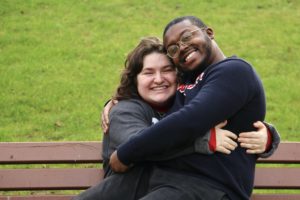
74, 37, 277, 200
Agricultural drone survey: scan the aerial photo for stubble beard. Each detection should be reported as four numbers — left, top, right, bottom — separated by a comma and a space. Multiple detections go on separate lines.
196, 35, 213, 71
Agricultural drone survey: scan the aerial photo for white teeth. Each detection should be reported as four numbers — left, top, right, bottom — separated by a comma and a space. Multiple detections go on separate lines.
185, 51, 195, 62
152, 86, 167, 90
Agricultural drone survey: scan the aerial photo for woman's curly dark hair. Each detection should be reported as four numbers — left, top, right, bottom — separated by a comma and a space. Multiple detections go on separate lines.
114, 37, 174, 100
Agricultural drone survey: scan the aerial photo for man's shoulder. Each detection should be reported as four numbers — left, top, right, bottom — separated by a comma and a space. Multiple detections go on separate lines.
219, 56, 252, 68
202, 56, 261, 91
209, 56, 254, 75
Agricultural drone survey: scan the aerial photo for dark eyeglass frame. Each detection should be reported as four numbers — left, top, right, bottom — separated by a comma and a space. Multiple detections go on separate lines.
166, 28, 205, 58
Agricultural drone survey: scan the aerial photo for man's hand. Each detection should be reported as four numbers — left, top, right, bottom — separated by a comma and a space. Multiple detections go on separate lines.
109, 151, 130, 173
101, 99, 118, 134
238, 121, 268, 154
215, 121, 238, 154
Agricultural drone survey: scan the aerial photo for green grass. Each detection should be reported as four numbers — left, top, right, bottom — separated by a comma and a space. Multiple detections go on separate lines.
0, 0, 299, 142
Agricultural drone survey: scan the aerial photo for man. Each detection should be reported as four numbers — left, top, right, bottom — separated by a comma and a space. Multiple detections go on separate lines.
110, 16, 278, 200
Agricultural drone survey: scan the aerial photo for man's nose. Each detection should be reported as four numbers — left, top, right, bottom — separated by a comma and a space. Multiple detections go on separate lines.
178, 41, 188, 51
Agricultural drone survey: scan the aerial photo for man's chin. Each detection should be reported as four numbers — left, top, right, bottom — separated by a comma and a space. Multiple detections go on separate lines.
180, 64, 198, 72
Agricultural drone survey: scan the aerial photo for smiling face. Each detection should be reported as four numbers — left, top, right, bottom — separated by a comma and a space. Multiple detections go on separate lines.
163, 20, 214, 72
137, 52, 177, 107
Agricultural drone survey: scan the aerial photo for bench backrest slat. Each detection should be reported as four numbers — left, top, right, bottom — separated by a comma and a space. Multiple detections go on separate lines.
257, 142, 300, 163
0, 142, 103, 164
1, 142, 298, 164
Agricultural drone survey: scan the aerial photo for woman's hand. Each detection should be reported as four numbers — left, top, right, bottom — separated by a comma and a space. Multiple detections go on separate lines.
215, 121, 238, 154
101, 99, 118, 134
109, 151, 130, 173
238, 121, 268, 154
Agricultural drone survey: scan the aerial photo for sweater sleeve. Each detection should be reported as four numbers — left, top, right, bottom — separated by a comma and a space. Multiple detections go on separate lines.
117, 60, 262, 165
195, 129, 214, 154
145, 129, 213, 161
103, 99, 153, 160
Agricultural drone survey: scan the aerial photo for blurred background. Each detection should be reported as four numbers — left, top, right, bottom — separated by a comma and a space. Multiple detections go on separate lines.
1, 0, 299, 142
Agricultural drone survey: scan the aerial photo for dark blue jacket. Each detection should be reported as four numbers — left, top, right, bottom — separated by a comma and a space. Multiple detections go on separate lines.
117, 57, 266, 200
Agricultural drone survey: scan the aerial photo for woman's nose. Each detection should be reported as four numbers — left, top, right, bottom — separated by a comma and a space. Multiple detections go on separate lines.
154, 72, 163, 83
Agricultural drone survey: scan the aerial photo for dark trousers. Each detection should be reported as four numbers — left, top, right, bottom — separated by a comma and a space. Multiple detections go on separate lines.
73, 165, 230, 200
140, 166, 230, 200
72, 165, 152, 200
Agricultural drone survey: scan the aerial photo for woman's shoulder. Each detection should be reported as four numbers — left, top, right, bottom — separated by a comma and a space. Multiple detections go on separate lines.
111, 98, 153, 114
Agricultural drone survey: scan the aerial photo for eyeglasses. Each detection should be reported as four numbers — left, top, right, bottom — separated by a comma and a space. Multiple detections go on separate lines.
166, 29, 203, 58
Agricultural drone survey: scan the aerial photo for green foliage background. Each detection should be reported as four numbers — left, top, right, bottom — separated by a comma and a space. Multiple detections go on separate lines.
1, 0, 299, 142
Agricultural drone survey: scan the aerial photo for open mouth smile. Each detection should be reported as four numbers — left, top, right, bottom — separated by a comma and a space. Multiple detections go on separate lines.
180, 50, 197, 64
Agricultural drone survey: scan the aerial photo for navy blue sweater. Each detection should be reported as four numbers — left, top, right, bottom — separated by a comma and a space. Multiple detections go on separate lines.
117, 57, 266, 199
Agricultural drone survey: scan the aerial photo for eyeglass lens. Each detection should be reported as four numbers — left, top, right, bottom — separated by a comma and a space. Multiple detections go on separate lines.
167, 30, 198, 58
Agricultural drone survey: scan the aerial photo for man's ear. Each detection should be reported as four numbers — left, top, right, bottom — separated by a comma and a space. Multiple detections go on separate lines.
205, 27, 215, 40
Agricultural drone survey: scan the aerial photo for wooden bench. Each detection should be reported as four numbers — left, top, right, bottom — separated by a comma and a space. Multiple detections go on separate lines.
0, 142, 299, 200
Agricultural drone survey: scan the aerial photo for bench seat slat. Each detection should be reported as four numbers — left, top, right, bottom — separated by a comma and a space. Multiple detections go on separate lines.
251, 194, 300, 200
254, 168, 300, 189
1, 194, 300, 200
0, 142, 103, 164
0, 168, 104, 190
0, 196, 74, 200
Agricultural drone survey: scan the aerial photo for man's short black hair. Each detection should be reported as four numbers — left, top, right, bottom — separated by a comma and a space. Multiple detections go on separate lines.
163, 16, 207, 37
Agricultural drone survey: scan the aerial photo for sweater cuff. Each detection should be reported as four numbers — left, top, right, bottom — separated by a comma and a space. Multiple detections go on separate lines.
209, 128, 217, 152
265, 126, 272, 151
117, 146, 133, 166
258, 122, 281, 158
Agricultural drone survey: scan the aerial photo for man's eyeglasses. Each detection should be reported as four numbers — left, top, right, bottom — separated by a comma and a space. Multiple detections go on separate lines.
166, 29, 204, 58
